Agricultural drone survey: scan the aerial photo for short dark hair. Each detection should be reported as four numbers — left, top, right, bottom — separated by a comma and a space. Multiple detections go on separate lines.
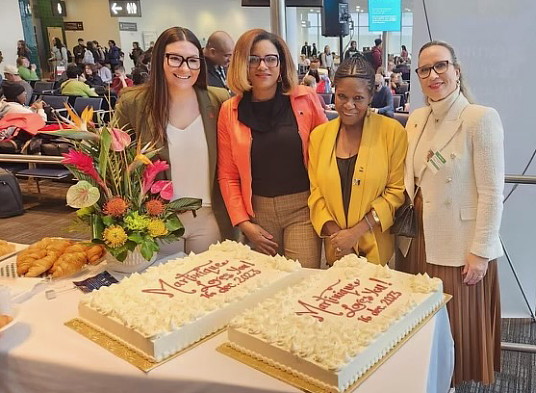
78, 38, 84, 42
66, 64, 81, 78
374, 38, 382, 46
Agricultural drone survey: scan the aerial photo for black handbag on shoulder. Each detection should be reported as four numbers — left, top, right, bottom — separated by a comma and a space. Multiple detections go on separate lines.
390, 191, 417, 238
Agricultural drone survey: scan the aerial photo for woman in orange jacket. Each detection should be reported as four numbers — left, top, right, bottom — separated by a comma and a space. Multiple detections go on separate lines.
218, 29, 327, 268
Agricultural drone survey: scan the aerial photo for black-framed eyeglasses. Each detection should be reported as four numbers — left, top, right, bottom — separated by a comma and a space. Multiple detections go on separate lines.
248, 54, 279, 68
165, 53, 203, 70
415, 60, 451, 79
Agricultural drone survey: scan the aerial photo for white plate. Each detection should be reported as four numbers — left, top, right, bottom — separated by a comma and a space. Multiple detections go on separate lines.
0, 305, 19, 333
0, 243, 27, 262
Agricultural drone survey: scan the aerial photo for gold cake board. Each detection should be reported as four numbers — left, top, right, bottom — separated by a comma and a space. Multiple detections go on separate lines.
65, 318, 225, 372
217, 294, 452, 393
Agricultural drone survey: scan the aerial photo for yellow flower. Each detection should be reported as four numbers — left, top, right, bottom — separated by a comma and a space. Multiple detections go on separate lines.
103, 225, 128, 248
135, 154, 152, 165
147, 219, 168, 237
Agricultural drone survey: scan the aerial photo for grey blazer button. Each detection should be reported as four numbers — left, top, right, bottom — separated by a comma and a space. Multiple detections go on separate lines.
446, 177, 453, 183
450, 153, 457, 159
444, 200, 452, 206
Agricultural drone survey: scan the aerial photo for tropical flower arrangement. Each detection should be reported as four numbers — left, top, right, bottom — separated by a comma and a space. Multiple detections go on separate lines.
46, 107, 201, 262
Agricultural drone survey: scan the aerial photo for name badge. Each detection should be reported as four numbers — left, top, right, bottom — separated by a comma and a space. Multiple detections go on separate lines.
426, 150, 446, 175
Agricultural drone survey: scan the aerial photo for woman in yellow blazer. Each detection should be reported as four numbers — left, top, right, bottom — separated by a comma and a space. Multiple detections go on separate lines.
308, 56, 407, 265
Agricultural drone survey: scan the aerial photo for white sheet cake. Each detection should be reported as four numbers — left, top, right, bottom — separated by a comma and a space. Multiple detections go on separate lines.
228, 255, 444, 392
78, 241, 303, 361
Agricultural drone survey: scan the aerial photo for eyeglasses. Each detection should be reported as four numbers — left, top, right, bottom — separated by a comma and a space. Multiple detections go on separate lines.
248, 54, 280, 68
165, 53, 203, 70
415, 60, 451, 79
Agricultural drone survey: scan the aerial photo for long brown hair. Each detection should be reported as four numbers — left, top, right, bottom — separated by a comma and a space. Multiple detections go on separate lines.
145, 26, 207, 143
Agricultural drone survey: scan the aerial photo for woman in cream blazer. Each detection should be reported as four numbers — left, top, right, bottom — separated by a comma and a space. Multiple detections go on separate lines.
309, 56, 407, 265
397, 41, 504, 387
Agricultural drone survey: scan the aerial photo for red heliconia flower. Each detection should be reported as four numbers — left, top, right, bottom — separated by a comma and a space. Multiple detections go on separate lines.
142, 160, 169, 194
62, 150, 103, 184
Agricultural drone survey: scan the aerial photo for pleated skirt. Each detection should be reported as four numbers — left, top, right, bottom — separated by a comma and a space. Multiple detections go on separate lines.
396, 191, 501, 386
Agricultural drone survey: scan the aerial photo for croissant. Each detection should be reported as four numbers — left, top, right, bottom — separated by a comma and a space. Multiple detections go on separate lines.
85, 244, 105, 264
0, 314, 13, 329
17, 249, 47, 276
0, 240, 15, 257
25, 251, 60, 277
50, 251, 87, 278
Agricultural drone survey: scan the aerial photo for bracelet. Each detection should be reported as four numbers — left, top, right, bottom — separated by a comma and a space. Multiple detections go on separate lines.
371, 209, 380, 224
364, 214, 374, 232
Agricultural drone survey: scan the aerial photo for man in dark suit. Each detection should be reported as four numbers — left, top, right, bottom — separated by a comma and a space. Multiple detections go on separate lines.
300, 41, 311, 58
203, 31, 234, 93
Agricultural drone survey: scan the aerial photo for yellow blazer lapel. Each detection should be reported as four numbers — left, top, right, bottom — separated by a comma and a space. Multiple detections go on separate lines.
323, 119, 347, 228
347, 113, 373, 227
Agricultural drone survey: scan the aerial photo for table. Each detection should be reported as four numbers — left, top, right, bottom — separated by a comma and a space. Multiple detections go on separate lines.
0, 268, 454, 393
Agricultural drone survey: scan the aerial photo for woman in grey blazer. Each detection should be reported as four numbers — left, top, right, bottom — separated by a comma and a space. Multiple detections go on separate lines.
397, 41, 504, 387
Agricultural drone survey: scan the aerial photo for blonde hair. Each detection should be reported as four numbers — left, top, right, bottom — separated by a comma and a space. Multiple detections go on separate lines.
419, 40, 474, 103
227, 29, 298, 95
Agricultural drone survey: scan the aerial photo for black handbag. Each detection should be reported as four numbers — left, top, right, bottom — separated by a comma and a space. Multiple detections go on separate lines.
390, 190, 418, 238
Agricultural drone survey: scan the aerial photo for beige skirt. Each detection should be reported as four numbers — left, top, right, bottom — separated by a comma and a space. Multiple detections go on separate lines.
396, 191, 501, 386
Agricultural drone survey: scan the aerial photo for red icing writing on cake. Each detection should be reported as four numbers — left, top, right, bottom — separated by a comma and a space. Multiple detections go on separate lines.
295, 277, 401, 322
141, 259, 261, 298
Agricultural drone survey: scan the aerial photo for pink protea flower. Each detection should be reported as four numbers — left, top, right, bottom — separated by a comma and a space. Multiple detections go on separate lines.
110, 128, 131, 152
151, 180, 173, 201
141, 160, 169, 194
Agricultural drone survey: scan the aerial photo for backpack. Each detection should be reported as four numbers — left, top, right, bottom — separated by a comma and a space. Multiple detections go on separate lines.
0, 168, 24, 217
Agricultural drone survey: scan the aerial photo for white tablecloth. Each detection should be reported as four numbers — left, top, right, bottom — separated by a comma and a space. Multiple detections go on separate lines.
0, 268, 454, 393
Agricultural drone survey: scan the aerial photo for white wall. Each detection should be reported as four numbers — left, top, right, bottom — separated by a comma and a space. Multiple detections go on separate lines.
412, 1, 536, 318
63, 0, 121, 56
0, 0, 25, 70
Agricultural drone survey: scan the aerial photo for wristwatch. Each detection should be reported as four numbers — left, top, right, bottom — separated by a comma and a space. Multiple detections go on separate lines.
371, 209, 380, 224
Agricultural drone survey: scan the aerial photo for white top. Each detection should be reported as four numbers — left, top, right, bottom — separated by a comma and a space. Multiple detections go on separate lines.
166, 115, 211, 206
413, 88, 460, 184
3, 101, 47, 122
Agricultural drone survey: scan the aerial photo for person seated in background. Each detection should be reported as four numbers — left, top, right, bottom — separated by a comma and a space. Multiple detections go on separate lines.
298, 54, 310, 74
301, 74, 328, 109
389, 72, 402, 95
131, 67, 149, 86
0, 51, 3, 85
1, 80, 46, 121
80, 64, 106, 94
344, 40, 359, 59
60, 64, 98, 97
3, 65, 33, 105
110, 66, 133, 96
96, 61, 112, 84
371, 74, 394, 118
16, 57, 39, 82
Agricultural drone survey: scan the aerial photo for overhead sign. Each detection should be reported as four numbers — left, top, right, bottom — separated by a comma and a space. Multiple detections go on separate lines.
368, 0, 402, 32
64, 22, 84, 31
109, 1, 141, 17
119, 22, 138, 32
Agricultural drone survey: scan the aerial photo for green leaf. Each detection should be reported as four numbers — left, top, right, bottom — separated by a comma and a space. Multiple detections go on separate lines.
125, 240, 138, 251
102, 215, 115, 226
165, 215, 184, 232
166, 198, 202, 212
91, 214, 104, 241
140, 239, 157, 261
99, 127, 112, 183
40, 130, 100, 141
128, 232, 144, 243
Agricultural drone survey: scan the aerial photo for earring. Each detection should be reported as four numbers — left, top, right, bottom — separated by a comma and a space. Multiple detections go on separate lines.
277, 74, 282, 82
456, 79, 460, 86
